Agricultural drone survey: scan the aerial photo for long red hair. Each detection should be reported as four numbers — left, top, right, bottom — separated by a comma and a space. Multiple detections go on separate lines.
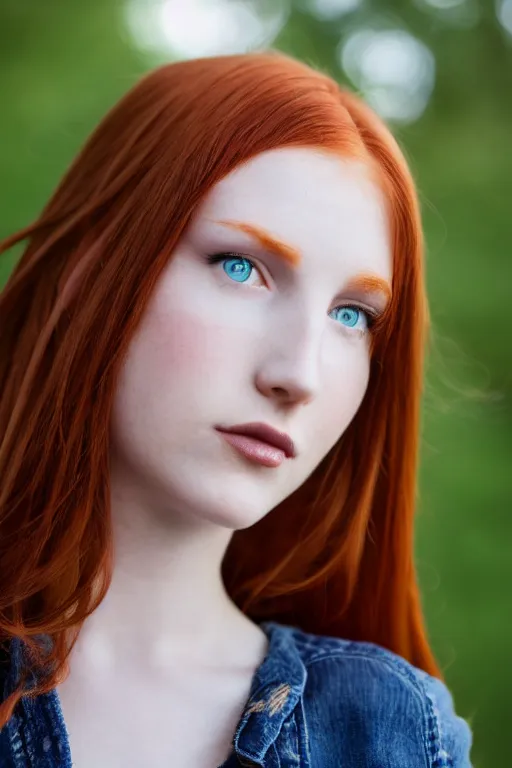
0, 51, 437, 726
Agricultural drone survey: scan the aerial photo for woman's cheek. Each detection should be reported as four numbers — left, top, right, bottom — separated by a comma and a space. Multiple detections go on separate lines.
323, 343, 370, 433
133, 296, 257, 405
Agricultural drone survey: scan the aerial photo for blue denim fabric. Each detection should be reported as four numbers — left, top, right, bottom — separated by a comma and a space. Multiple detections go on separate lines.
0, 620, 473, 767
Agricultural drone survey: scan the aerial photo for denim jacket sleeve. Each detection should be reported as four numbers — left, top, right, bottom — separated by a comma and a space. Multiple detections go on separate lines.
418, 669, 473, 767
302, 641, 473, 768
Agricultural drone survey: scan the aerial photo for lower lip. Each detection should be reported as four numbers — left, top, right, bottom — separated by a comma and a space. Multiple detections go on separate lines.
216, 430, 287, 467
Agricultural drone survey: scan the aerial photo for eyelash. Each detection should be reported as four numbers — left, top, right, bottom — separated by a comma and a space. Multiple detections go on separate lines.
204, 252, 379, 333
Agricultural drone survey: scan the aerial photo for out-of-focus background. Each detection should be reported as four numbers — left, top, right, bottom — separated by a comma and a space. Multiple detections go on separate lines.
1, 0, 510, 764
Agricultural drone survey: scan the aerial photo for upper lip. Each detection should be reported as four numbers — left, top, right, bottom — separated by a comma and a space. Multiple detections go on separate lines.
216, 422, 296, 459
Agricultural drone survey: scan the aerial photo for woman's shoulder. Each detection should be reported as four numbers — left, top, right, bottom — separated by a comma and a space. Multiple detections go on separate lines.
262, 621, 474, 767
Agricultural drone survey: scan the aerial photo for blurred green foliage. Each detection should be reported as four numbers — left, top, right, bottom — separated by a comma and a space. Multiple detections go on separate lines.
0, 1, 511, 765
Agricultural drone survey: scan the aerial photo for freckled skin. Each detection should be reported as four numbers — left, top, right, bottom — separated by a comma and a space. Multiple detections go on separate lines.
110, 147, 392, 531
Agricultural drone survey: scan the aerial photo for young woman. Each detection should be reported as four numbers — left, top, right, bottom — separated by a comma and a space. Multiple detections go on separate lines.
0, 52, 473, 767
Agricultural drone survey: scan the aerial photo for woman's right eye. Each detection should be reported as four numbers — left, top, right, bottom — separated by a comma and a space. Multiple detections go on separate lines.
204, 253, 266, 288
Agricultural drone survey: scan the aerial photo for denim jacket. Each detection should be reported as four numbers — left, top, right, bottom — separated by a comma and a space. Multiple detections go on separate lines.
0, 620, 473, 767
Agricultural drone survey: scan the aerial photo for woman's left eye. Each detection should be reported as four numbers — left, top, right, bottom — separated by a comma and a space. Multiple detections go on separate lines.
329, 305, 373, 332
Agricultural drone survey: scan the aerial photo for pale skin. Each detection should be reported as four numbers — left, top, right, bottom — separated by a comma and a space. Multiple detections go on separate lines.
55, 147, 393, 768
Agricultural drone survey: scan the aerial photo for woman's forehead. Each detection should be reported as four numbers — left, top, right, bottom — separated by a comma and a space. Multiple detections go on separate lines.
192, 147, 393, 290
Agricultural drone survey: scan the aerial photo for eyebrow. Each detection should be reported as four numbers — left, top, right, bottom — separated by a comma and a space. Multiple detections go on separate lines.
216, 220, 302, 267
214, 219, 392, 304
345, 274, 392, 303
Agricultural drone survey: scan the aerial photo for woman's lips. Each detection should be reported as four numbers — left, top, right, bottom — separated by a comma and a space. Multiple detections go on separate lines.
216, 430, 287, 467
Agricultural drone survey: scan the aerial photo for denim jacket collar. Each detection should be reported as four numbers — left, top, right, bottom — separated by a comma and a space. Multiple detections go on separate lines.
233, 621, 308, 766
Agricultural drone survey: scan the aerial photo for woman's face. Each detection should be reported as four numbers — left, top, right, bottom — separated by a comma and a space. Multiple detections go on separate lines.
110, 147, 392, 529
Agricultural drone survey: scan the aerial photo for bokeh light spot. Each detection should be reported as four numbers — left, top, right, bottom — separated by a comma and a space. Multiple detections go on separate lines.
421, 0, 465, 8
302, 0, 362, 20
496, 0, 512, 36
339, 28, 436, 123
414, 0, 480, 27
124, 0, 289, 60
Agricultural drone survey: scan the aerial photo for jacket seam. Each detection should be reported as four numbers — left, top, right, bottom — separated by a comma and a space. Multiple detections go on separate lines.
423, 687, 454, 768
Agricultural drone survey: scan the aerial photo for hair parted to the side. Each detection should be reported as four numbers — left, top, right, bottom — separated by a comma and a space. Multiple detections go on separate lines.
0, 51, 437, 726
